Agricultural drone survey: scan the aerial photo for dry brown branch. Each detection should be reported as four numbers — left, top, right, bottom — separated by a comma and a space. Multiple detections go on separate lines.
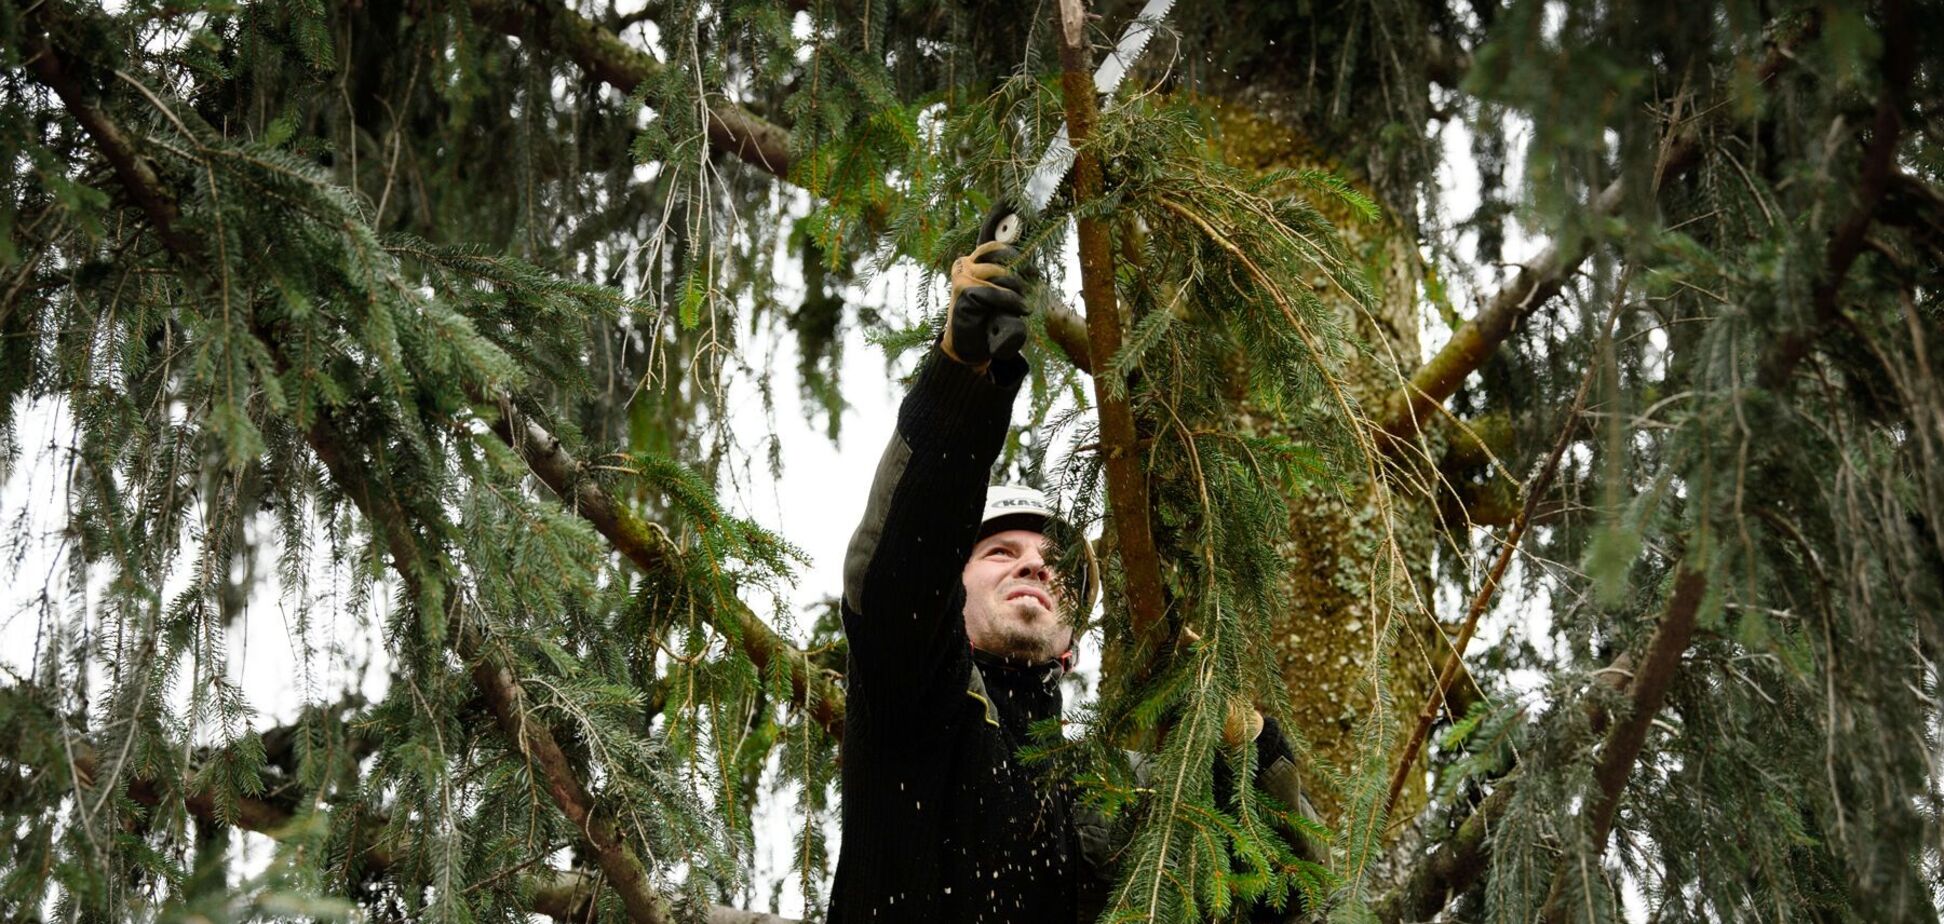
1056, 0, 1168, 649
1382, 273, 1629, 819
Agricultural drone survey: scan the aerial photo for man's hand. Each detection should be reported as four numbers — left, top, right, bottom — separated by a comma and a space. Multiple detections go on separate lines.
942, 207, 1034, 368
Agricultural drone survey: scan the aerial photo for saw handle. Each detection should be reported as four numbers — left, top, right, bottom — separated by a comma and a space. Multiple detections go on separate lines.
979, 202, 1023, 247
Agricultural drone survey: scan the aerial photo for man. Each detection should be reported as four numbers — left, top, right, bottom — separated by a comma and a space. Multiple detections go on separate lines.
829, 213, 1311, 923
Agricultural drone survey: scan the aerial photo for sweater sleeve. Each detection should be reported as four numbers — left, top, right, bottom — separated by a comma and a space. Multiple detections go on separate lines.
1252, 718, 1325, 865
839, 347, 1026, 715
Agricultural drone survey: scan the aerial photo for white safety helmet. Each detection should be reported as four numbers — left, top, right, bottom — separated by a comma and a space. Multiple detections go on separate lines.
977, 484, 1101, 636
977, 483, 1059, 539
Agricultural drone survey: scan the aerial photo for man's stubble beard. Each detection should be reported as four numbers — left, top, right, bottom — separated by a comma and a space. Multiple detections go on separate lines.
981, 602, 1063, 663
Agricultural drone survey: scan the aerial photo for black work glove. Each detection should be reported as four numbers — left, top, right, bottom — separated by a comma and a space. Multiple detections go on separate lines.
941, 206, 1034, 368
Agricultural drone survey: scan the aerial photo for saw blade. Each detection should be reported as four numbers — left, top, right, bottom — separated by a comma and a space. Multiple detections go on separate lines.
1022, 0, 1176, 212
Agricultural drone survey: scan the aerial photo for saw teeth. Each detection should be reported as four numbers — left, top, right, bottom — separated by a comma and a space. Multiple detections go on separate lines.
1019, 0, 1178, 212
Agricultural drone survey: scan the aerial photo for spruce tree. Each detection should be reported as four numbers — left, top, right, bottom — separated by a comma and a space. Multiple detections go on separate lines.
2, 1, 1939, 922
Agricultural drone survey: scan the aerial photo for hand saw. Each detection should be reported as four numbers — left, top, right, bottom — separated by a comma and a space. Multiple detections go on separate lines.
999, 0, 1176, 240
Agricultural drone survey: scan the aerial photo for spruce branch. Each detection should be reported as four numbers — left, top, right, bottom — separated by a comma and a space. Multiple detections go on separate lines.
28, 0, 840, 794
468, 0, 793, 181
1055, 0, 1168, 650
18, 23, 675, 924
1759, 0, 1913, 388
1379, 27, 1809, 446
487, 398, 846, 740
468, 0, 1103, 380
533, 870, 802, 923
0, 714, 792, 924
1538, 564, 1710, 923
1373, 784, 1515, 922
1370, 525, 1710, 921
1374, 648, 1641, 922
1378, 176, 1627, 446
19, 26, 197, 261
0, 688, 781, 924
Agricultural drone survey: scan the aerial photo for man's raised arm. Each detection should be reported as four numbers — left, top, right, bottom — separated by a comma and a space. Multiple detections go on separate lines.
839, 215, 1035, 710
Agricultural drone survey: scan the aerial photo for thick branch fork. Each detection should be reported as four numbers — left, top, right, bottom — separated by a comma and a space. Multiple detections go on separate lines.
1379, 28, 1806, 447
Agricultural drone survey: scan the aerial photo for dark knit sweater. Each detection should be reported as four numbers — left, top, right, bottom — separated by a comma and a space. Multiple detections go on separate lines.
829, 349, 1312, 923
829, 349, 1082, 923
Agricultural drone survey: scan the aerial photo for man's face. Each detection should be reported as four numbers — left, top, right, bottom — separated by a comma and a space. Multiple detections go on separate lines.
961, 528, 1074, 664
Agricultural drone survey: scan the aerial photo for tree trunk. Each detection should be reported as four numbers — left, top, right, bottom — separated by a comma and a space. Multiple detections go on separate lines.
1196, 14, 1439, 819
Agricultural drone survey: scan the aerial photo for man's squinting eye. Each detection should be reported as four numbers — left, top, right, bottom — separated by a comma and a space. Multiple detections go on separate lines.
984, 545, 1014, 559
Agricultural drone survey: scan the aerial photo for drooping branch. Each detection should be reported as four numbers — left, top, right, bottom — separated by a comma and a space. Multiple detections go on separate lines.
100, 746, 781, 922
1372, 644, 1642, 922
1759, 0, 1912, 388
32, 0, 844, 743
19, 26, 197, 260
533, 870, 802, 924
472, 0, 1105, 378
1383, 276, 1626, 818
1374, 783, 1515, 923
487, 399, 845, 740
1055, 0, 1169, 651
0, 707, 792, 924
468, 0, 793, 181
1538, 564, 1710, 922
1579, 568, 1709, 853
1374, 566, 1709, 923
19, 22, 670, 924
